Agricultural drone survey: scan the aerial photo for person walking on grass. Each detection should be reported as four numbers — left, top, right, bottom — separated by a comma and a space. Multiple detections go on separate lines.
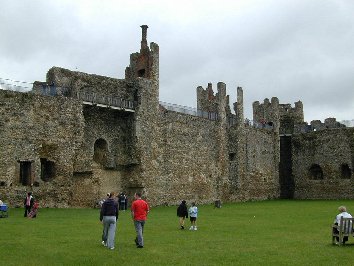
177, 200, 188, 229
100, 192, 119, 250
24, 192, 34, 217
131, 192, 149, 248
189, 202, 198, 230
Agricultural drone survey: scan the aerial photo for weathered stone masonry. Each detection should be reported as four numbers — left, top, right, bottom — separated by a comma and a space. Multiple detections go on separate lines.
0, 26, 353, 207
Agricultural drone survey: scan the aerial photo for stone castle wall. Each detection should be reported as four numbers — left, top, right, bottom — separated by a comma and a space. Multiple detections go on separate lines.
156, 110, 222, 205
0, 90, 84, 207
228, 126, 280, 201
70, 105, 136, 207
43, 67, 135, 100
292, 128, 354, 199
244, 127, 280, 200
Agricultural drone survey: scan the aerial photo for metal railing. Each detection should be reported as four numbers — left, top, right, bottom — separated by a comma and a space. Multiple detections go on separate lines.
159, 101, 218, 121
228, 117, 274, 130
0, 77, 31, 91
77, 91, 136, 110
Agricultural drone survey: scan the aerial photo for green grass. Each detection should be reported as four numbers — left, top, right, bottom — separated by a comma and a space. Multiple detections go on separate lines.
1, 200, 354, 265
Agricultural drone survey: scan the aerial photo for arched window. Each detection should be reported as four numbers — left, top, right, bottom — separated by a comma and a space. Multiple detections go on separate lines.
341, 164, 352, 179
94, 138, 108, 166
309, 164, 323, 180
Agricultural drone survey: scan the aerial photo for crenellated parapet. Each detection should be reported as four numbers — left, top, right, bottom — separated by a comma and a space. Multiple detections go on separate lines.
253, 98, 304, 134
294, 117, 346, 133
196, 82, 231, 119
252, 97, 280, 132
197, 83, 218, 113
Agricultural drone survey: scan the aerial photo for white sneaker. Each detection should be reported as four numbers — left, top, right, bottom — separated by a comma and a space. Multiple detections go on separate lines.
189, 226, 193, 230
109, 247, 115, 250
194, 227, 198, 231
102, 241, 107, 247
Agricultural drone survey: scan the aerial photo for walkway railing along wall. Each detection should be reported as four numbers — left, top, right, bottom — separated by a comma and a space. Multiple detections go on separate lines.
77, 91, 136, 110
0, 78, 32, 91
159, 101, 218, 121
228, 117, 274, 130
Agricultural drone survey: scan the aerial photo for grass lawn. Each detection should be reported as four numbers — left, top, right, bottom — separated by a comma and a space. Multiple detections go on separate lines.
1, 200, 354, 265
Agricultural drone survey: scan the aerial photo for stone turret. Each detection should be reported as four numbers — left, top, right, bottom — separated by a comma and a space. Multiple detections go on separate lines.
236, 87, 244, 127
197, 83, 218, 113
125, 25, 159, 82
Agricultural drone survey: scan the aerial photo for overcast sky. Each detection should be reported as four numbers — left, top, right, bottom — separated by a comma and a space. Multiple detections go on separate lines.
1, 0, 354, 122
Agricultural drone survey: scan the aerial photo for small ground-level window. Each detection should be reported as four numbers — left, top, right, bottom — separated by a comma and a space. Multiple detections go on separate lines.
229, 153, 236, 161
19, 161, 32, 186
41, 158, 56, 182
309, 164, 323, 180
341, 164, 351, 179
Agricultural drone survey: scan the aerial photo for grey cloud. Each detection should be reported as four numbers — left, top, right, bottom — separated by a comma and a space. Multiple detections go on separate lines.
1, 0, 353, 122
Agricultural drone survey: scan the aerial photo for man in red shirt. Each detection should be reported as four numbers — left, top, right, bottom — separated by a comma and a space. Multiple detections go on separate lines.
131, 192, 149, 248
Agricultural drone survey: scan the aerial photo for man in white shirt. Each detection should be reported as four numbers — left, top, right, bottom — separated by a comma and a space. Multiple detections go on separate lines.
333, 206, 352, 244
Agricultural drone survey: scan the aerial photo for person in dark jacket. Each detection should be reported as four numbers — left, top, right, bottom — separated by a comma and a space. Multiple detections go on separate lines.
177, 200, 188, 229
100, 192, 119, 250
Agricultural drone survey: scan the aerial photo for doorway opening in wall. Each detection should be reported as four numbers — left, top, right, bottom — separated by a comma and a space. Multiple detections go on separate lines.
341, 164, 351, 179
94, 138, 108, 166
19, 161, 32, 186
40, 158, 56, 182
309, 164, 323, 180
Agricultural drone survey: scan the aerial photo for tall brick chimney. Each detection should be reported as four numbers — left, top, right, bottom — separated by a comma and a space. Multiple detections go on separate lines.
140, 25, 149, 52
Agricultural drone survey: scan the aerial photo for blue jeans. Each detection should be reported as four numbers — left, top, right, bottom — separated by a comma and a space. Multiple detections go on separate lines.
134, 220, 145, 246
102, 216, 117, 249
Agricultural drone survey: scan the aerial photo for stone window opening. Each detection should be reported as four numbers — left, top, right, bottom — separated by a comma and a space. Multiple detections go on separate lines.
19, 161, 32, 186
309, 164, 323, 180
40, 158, 56, 182
94, 138, 108, 166
341, 164, 351, 179
138, 69, 145, 77
229, 153, 236, 161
